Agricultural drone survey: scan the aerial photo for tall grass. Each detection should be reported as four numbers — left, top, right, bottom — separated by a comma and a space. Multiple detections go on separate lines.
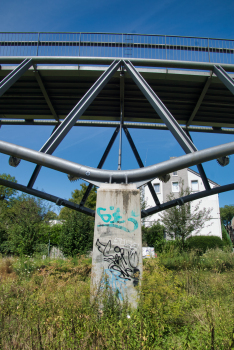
0, 251, 234, 349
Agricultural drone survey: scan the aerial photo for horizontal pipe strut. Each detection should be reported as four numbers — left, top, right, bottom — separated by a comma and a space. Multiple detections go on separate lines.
0, 140, 234, 185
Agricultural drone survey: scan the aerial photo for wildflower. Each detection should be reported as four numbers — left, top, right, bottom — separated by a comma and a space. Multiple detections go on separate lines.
127, 315, 131, 319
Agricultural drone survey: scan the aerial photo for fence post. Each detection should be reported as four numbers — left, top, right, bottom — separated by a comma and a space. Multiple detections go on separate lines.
208, 38, 210, 62
36, 32, 40, 56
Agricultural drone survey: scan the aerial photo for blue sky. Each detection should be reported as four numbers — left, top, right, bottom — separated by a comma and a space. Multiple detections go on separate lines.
0, 0, 234, 211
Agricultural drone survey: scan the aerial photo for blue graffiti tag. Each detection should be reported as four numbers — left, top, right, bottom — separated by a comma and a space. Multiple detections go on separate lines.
97, 207, 139, 232
100, 269, 127, 301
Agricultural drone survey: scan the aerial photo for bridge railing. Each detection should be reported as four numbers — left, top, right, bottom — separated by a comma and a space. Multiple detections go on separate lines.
0, 32, 233, 64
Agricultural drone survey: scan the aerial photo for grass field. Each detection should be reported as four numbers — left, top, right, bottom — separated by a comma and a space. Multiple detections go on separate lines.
0, 249, 234, 349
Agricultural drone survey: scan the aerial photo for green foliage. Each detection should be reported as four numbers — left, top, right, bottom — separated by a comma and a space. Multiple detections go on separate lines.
160, 181, 212, 250
60, 210, 94, 256
38, 223, 62, 247
142, 222, 164, 251
0, 187, 54, 256
220, 204, 234, 228
186, 235, 224, 254
159, 246, 234, 272
222, 224, 233, 249
0, 173, 17, 201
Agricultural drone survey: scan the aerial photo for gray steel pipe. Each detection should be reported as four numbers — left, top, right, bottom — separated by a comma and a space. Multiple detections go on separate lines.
0, 140, 234, 184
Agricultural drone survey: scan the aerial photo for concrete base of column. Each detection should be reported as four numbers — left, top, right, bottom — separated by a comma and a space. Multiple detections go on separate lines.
91, 183, 142, 308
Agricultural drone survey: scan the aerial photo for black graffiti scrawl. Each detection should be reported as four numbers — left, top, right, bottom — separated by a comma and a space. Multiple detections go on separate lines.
96, 239, 140, 287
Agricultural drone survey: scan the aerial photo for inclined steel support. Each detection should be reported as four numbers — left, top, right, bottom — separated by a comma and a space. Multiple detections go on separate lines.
33, 65, 59, 121
186, 74, 212, 127
79, 126, 120, 207
123, 126, 161, 206
0, 58, 32, 97
142, 182, 234, 218
27, 59, 122, 188
123, 60, 198, 154
1, 139, 234, 186
0, 178, 94, 217
123, 60, 213, 190
185, 130, 211, 190
213, 65, 234, 95
117, 104, 123, 170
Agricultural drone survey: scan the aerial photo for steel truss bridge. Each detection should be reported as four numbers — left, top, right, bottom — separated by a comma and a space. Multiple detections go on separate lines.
0, 32, 234, 218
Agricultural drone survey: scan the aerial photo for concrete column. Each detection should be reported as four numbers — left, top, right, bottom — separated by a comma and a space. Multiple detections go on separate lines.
91, 183, 142, 308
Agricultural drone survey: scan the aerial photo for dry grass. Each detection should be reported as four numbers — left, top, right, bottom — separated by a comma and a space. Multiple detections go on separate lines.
0, 254, 234, 349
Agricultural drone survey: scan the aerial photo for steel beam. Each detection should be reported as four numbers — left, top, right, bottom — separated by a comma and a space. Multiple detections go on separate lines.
185, 130, 211, 190
123, 126, 160, 206
0, 58, 32, 97
213, 65, 234, 95
117, 103, 123, 170
79, 126, 120, 207
0, 178, 94, 217
1, 119, 234, 134
33, 64, 59, 121
1, 139, 234, 185
186, 74, 212, 127
123, 60, 198, 154
1, 56, 234, 72
117, 69, 125, 170
142, 182, 234, 218
27, 59, 121, 188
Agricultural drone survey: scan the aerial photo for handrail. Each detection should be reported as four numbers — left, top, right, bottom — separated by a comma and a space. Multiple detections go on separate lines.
0, 32, 233, 65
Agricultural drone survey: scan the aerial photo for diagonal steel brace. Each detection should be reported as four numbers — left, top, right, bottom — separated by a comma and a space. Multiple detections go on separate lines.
123, 126, 161, 206
213, 65, 234, 95
0, 58, 33, 97
123, 60, 211, 190
123, 60, 197, 154
80, 126, 120, 207
27, 60, 122, 188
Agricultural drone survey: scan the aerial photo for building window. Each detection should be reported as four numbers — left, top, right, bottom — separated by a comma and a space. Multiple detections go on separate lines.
172, 171, 178, 176
172, 182, 179, 192
191, 180, 199, 192
154, 183, 160, 193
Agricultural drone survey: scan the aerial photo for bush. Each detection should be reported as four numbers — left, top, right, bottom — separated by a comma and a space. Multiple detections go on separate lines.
186, 235, 223, 254
221, 224, 233, 249
142, 222, 164, 251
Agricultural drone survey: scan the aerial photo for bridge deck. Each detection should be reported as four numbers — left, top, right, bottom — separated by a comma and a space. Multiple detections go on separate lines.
0, 64, 234, 130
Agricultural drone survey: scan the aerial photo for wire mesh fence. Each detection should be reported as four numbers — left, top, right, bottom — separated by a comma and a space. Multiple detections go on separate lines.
0, 32, 233, 64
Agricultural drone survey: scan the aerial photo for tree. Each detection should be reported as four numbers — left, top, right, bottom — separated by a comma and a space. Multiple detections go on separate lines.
60, 210, 94, 256
220, 205, 234, 234
59, 183, 97, 220
0, 173, 17, 202
159, 182, 212, 250
1, 194, 52, 255
0, 174, 18, 253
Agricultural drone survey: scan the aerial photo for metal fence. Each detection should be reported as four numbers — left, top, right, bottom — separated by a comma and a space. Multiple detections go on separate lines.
0, 32, 233, 64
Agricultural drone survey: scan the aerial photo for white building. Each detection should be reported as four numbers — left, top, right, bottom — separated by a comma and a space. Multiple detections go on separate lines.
144, 165, 222, 239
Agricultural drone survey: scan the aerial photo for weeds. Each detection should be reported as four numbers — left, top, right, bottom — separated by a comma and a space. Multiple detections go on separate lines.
0, 251, 234, 349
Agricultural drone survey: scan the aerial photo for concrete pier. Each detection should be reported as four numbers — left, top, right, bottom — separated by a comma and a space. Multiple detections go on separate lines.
91, 183, 142, 308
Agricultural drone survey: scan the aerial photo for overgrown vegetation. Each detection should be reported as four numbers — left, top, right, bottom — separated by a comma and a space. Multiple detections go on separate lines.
0, 175, 94, 257
0, 251, 234, 349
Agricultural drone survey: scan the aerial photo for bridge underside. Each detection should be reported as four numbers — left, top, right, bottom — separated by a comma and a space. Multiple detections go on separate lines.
1, 61, 234, 131
0, 56, 234, 217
